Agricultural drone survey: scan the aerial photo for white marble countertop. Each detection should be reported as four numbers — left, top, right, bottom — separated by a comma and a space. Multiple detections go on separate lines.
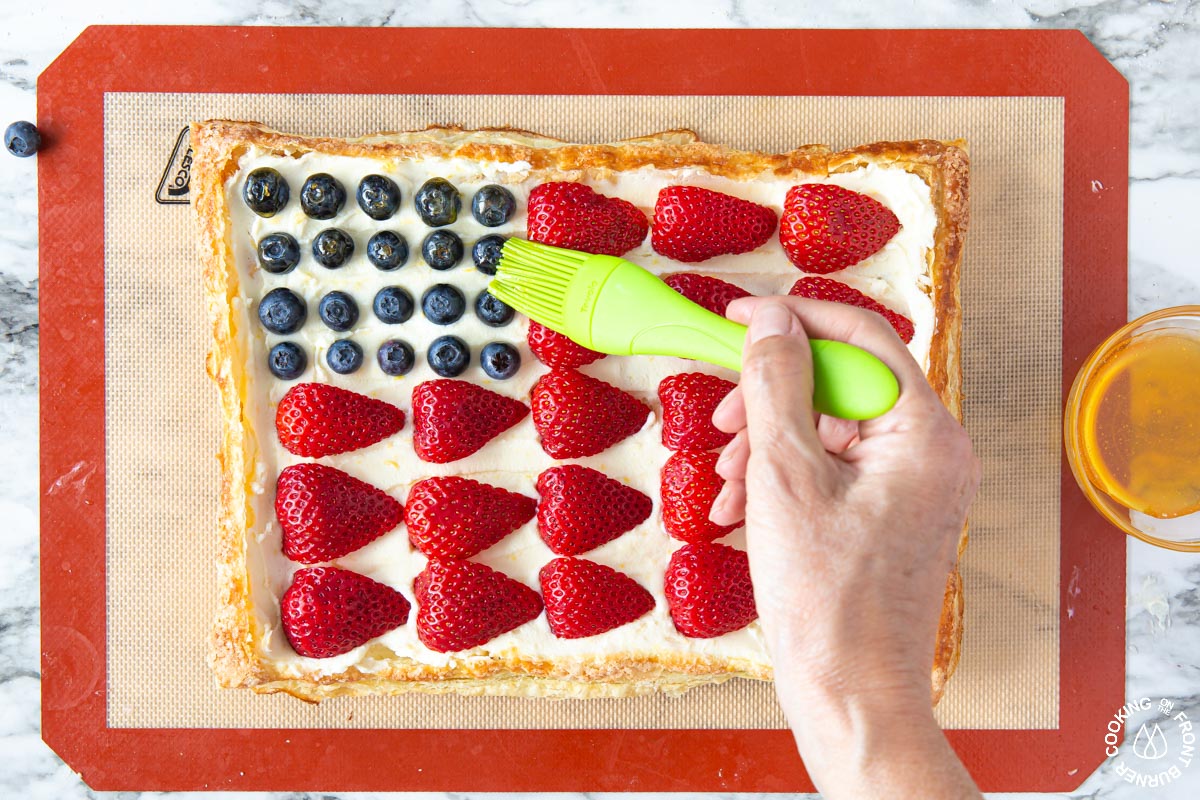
2, 1, 1199, 798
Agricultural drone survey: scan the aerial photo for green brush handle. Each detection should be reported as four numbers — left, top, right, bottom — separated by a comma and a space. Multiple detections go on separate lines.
583, 257, 900, 420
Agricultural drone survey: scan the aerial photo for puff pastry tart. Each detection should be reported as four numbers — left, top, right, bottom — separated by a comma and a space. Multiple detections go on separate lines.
193, 120, 968, 702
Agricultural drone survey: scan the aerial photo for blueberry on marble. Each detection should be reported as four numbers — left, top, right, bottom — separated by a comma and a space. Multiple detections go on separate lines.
300, 173, 346, 220
474, 290, 514, 327
480, 342, 520, 380
421, 230, 464, 270
471, 234, 506, 276
311, 228, 354, 268
4, 121, 40, 158
318, 291, 359, 332
257, 232, 301, 274
427, 335, 470, 377
326, 339, 364, 374
367, 230, 408, 271
377, 339, 416, 376
268, 342, 307, 380
258, 287, 306, 334
421, 284, 466, 326
243, 167, 290, 217
373, 286, 414, 324
414, 177, 461, 227
357, 174, 401, 220
471, 184, 516, 227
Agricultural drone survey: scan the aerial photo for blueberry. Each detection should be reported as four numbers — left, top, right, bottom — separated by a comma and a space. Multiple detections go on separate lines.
268, 342, 307, 380
326, 339, 364, 374
257, 288, 306, 334
373, 286, 414, 324
474, 290, 515, 327
471, 184, 516, 227
300, 173, 346, 220
480, 342, 521, 380
414, 177, 461, 227
472, 234, 506, 275
312, 229, 354, 268
377, 339, 416, 376
4, 121, 40, 158
421, 230, 464, 270
257, 232, 300, 274
421, 284, 466, 325
357, 174, 401, 220
427, 335, 470, 377
367, 230, 408, 271
243, 167, 290, 217
318, 291, 359, 332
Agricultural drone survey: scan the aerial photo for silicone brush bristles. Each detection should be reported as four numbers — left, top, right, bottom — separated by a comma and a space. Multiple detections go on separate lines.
491, 239, 593, 329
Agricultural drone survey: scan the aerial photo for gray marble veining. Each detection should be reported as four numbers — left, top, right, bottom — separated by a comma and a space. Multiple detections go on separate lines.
2, 1, 1199, 798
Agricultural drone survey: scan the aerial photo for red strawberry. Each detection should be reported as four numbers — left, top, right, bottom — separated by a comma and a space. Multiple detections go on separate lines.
536, 465, 653, 555
281, 566, 410, 658
663, 272, 752, 317
531, 368, 651, 458
414, 559, 543, 652
527, 181, 648, 256
652, 185, 777, 262
779, 184, 900, 273
664, 542, 757, 638
789, 276, 914, 343
276, 383, 405, 458
660, 450, 741, 543
411, 379, 529, 463
539, 557, 655, 639
527, 320, 606, 368
405, 476, 536, 559
658, 373, 736, 451
276, 464, 404, 564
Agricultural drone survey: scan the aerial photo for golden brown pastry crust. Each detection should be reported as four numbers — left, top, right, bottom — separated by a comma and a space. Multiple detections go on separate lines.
193, 120, 969, 703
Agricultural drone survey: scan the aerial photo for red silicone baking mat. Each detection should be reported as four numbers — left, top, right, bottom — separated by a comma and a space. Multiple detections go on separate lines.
39, 26, 1127, 792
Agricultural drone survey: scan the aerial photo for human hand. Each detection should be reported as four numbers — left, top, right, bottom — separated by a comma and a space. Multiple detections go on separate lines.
711, 296, 981, 798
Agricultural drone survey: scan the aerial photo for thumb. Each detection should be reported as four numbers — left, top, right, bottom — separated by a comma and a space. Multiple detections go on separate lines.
740, 301, 825, 462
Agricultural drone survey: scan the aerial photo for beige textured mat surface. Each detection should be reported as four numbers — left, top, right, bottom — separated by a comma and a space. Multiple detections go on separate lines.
104, 93, 1062, 730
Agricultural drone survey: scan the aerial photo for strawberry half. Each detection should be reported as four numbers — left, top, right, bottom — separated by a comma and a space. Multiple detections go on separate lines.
652, 185, 777, 262
779, 183, 900, 273
663, 272, 752, 317
277, 463, 404, 564
660, 450, 742, 543
658, 372, 736, 451
531, 368, 651, 459
536, 465, 653, 555
539, 557, 655, 639
405, 476, 536, 559
527, 320, 606, 368
527, 181, 649, 256
412, 379, 529, 463
789, 276, 914, 344
276, 383, 405, 458
281, 566, 410, 658
414, 559, 543, 652
664, 542, 757, 638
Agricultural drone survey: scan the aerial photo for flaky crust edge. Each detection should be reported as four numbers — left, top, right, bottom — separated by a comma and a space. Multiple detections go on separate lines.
192, 120, 969, 703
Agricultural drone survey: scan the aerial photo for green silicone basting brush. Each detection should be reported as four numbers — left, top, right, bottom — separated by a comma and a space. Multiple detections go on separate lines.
490, 238, 900, 420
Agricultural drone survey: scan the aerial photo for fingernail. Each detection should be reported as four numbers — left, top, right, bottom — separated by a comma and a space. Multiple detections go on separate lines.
748, 303, 792, 344
710, 487, 729, 517
713, 390, 734, 417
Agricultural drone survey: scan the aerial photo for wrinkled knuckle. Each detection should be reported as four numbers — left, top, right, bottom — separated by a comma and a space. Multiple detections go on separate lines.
744, 339, 809, 382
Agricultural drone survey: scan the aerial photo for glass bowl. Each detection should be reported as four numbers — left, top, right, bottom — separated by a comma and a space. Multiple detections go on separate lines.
1064, 306, 1200, 551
